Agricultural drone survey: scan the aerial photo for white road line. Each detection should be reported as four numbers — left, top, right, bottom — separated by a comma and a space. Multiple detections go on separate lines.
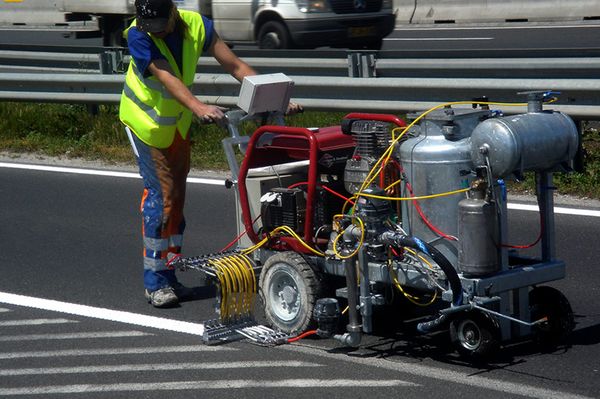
0, 361, 322, 376
0, 345, 230, 359
0, 292, 205, 335
392, 23, 600, 31
0, 318, 77, 326
283, 345, 594, 399
385, 37, 493, 41
0, 331, 150, 342
0, 379, 416, 395
2, 161, 598, 216
0, 162, 223, 186
507, 202, 600, 217
0, 292, 588, 398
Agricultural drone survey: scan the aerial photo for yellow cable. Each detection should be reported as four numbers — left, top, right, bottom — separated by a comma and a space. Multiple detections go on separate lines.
384, 179, 403, 191
404, 247, 434, 270
360, 187, 469, 201
229, 255, 249, 315
213, 260, 233, 321
230, 254, 252, 316
241, 226, 325, 257
332, 215, 365, 260
217, 260, 233, 321
237, 254, 257, 315
387, 259, 438, 307
208, 259, 228, 320
223, 257, 242, 317
354, 100, 529, 208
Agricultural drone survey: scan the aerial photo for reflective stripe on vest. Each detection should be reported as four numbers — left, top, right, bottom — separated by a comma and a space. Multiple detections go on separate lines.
122, 85, 178, 126
119, 10, 206, 148
130, 63, 173, 99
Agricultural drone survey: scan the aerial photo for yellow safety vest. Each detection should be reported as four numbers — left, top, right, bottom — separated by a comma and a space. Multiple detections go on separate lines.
119, 10, 206, 148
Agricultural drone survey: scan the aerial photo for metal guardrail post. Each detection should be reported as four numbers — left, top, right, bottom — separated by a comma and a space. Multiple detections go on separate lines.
347, 53, 376, 78
99, 50, 125, 75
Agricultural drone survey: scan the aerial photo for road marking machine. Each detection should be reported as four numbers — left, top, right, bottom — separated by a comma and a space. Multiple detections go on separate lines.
174, 74, 577, 358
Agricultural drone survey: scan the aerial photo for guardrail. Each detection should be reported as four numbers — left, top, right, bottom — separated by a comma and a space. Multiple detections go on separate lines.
1, 72, 599, 120
2, 49, 600, 79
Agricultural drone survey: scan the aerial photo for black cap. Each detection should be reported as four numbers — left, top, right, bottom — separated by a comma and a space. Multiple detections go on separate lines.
135, 0, 173, 33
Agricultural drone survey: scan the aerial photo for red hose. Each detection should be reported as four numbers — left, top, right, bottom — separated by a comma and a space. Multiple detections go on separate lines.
287, 182, 355, 205
219, 214, 262, 252
287, 329, 318, 343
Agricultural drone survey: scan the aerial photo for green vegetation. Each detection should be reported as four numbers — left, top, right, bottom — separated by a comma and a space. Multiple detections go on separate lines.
1, 102, 599, 199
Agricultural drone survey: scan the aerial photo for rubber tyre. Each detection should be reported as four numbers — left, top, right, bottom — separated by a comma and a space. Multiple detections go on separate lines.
259, 252, 320, 334
257, 21, 292, 49
529, 286, 575, 348
449, 311, 500, 359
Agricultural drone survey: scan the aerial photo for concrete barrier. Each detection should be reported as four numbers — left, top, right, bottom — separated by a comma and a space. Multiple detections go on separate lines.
394, 0, 600, 25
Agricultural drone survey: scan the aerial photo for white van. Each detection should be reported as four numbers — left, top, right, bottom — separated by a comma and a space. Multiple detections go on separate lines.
0, 0, 396, 49
206, 0, 396, 49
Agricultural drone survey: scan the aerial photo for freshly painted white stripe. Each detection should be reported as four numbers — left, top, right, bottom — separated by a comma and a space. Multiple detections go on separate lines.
0, 318, 77, 326
0, 379, 415, 395
385, 37, 493, 41
3, 162, 599, 217
0, 331, 150, 342
0, 292, 205, 336
0, 345, 229, 360
283, 345, 594, 399
0, 162, 223, 186
508, 202, 600, 217
0, 361, 321, 376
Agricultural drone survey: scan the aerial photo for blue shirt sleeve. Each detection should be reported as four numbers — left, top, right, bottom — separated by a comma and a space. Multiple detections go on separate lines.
127, 27, 165, 77
127, 15, 215, 77
202, 15, 215, 52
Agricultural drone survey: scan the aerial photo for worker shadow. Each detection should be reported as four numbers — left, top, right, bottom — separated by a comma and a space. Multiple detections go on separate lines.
178, 285, 216, 304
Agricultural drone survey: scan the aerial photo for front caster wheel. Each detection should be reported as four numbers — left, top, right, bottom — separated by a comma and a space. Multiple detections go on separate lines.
259, 252, 321, 334
449, 311, 500, 359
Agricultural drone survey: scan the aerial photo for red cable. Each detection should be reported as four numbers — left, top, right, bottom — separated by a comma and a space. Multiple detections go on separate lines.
500, 215, 544, 249
219, 214, 262, 253
385, 161, 457, 241
287, 329, 318, 343
287, 182, 355, 205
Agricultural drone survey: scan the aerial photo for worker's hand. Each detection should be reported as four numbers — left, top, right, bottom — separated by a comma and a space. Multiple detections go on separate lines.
194, 104, 228, 124
286, 101, 304, 116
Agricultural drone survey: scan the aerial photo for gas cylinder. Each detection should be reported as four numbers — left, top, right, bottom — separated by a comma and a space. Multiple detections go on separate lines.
457, 179, 500, 277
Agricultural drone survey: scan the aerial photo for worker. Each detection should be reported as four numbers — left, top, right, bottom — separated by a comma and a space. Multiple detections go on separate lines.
119, 0, 294, 307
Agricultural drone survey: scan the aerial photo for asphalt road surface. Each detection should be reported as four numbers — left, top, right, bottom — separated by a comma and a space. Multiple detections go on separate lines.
0, 159, 598, 398
2, 20, 600, 54
382, 21, 600, 52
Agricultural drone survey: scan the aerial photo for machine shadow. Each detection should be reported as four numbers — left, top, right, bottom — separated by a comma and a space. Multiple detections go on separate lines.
325, 302, 595, 368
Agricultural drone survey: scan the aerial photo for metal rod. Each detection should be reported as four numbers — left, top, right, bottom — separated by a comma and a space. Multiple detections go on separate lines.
344, 257, 361, 332
472, 304, 545, 327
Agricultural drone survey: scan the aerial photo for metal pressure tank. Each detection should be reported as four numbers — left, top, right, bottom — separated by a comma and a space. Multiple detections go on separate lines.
457, 179, 500, 277
470, 111, 579, 178
400, 108, 490, 266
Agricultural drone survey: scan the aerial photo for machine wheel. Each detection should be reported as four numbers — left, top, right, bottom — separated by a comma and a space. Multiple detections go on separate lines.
257, 21, 292, 49
449, 311, 500, 359
529, 286, 575, 347
259, 252, 320, 334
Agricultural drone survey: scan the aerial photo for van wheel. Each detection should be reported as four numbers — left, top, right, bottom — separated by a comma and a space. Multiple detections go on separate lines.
258, 21, 292, 49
